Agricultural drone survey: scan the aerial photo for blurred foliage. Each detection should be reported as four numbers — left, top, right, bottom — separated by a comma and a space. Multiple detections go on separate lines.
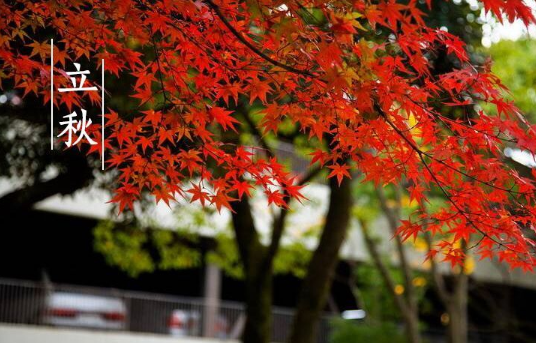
329, 319, 406, 343
352, 0, 483, 54
206, 232, 244, 279
0, 114, 50, 182
152, 229, 201, 270
93, 205, 205, 277
272, 241, 311, 278
94, 202, 313, 279
424, 0, 483, 49
94, 220, 202, 277
349, 179, 434, 335
486, 39, 536, 120
355, 263, 431, 323
207, 232, 312, 279
351, 177, 446, 229
93, 220, 155, 277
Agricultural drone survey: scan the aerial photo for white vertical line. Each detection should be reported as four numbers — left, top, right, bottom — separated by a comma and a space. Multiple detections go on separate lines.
50, 39, 54, 150
101, 59, 105, 171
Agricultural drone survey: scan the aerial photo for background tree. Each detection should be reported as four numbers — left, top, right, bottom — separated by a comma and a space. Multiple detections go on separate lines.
487, 39, 536, 121
356, 184, 424, 343
351, 179, 473, 343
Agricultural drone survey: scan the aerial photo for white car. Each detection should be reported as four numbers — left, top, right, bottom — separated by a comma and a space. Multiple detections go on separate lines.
42, 292, 127, 330
168, 309, 230, 338
168, 309, 201, 337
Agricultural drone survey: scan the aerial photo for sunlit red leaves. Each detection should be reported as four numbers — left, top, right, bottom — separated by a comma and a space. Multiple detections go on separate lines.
482, 0, 536, 26
247, 77, 272, 104
396, 219, 422, 243
211, 190, 236, 213
327, 164, 351, 186
4, 0, 536, 270
109, 183, 140, 213
187, 183, 211, 206
232, 180, 253, 199
154, 186, 174, 206
208, 107, 239, 132
137, 136, 153, 153
145, 11, 171, 34
284, 178, 307, 204
215, 82, 241, 106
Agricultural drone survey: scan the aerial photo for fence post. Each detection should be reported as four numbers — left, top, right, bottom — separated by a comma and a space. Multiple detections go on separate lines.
202, 262, 221, 338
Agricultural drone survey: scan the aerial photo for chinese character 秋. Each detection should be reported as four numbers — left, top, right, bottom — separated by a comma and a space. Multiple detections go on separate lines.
57, 109, 97, 147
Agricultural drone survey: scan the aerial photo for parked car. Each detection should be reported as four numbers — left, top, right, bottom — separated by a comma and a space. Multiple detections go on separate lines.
213, 314, 230, 339
168, 309, 230, 338
42, 292, 127, 330
168, 309, 201, 337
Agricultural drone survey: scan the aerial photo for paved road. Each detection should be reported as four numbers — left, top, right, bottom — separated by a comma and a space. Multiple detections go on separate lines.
0, 324, 232, 343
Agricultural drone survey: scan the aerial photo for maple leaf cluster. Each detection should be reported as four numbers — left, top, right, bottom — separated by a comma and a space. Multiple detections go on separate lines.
1, 0, 536, 270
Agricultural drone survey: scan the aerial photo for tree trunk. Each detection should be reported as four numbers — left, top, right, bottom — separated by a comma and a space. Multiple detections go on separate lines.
423, 206, 469, 343
287, 177, 352, 343
361, 219, 422, 343
448, 272, 468, 343
405, 310, 422, 343
242, 264, 273, 343
375, 186, 422, 343
230, 197, 272, 343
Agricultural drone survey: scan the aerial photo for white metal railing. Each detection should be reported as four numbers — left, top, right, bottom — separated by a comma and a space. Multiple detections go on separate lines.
0, 278, 331, 343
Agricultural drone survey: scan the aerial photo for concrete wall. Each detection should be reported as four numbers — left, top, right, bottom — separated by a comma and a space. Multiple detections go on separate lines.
0, 324, 236, 343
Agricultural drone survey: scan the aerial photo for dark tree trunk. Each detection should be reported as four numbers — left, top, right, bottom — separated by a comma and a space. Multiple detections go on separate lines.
242, 264, 272, 343
288, 177, 352, 343
231, 197, 273, 343
448, 272, 468, 343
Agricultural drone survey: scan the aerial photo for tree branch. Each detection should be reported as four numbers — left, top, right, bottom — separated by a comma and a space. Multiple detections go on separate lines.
202, 0, 315, 77
288, 176, 352, 343
241, 108, 275, 158
359, 217, 410, 315
264, 165, 321, 265
424, 231, 451, 304
376, 185, 417, 309
0, 154, 92, 213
